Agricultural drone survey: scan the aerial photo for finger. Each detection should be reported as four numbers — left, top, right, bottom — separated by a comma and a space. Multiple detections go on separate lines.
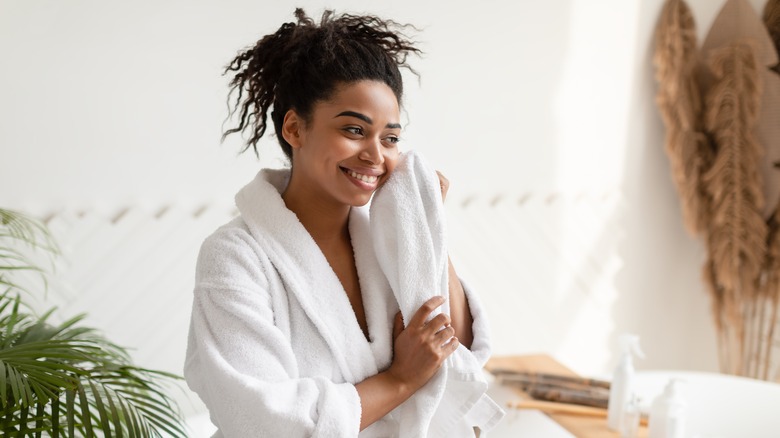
433, 325, 456, 345
445, 337, 460, 352
409, 296, 445, 328
424, 313, 451, 333
435, 171, 449, 200
436, 170, 449, 187
393, 312, 404, 340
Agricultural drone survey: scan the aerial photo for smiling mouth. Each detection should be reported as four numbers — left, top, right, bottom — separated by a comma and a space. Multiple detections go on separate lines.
341, 167, 380, 184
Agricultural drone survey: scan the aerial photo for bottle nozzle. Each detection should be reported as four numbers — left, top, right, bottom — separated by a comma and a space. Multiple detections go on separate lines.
618, 334, 645, 359
666, 378, 686, 395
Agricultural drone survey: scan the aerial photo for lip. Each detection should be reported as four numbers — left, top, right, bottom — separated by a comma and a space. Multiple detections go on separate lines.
339, 165, 384, 177
340, 166, 383, 191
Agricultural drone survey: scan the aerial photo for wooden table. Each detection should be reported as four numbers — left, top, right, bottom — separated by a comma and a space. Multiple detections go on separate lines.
486, 354, 648, 438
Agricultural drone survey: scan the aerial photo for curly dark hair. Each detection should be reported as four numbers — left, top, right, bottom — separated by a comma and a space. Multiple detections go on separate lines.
222, 8, 421, 160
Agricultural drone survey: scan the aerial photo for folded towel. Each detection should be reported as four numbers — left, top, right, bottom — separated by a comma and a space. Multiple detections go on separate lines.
370, 151, 505, 437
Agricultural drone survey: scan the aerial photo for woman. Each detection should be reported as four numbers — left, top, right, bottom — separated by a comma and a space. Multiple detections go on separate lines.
184, 9, 492, 437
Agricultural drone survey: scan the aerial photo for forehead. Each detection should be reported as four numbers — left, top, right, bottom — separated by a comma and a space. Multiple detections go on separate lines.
316, 80, 400, 122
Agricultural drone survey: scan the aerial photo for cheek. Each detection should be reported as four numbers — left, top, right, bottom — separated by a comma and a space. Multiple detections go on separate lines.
384, 149, 400, 174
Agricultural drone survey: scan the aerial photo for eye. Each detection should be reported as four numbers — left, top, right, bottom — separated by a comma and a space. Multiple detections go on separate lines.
343, 126, 364, 136
383, 135, 400, 147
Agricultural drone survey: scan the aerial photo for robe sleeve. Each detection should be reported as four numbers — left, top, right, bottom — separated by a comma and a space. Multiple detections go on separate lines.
184, 224, 362, 437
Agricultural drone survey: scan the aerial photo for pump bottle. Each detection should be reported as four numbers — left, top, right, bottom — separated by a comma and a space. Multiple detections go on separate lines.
607, 334, 644, 432
648, 379, 687, 438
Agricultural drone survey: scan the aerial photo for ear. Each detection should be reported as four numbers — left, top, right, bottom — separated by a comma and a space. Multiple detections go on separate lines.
281, 109, 305, 150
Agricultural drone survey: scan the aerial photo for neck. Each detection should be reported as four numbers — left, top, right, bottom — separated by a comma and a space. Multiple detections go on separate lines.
282, 171, 351, 245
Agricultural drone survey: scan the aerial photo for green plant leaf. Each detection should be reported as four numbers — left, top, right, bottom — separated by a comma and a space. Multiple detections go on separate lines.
66, 388, 75, 437
51, 395, 59, 438
35, 401, 44, 438
0, 209, 58, 254
0, 209, 187, 437
76, 381, 94, 437
0, 360, 6, 408
18, 403, 28, 436
88, 380, 112, 438
106, 388, 123, 438
7, 365, 21, 408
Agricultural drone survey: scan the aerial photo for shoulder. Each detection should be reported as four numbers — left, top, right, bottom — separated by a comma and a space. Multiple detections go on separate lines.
195, 216, 269, 288
199, 216, 254, 254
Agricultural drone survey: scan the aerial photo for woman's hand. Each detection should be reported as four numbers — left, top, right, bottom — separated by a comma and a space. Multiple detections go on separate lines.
436, 171, 449, 201
386, 296, 458, 393
355, 298, 457, 430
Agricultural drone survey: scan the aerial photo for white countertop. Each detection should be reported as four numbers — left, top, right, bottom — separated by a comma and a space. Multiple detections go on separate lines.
484, 374, 576, 437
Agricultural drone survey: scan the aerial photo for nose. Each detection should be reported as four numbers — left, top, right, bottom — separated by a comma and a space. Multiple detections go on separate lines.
358, 138, 385, 165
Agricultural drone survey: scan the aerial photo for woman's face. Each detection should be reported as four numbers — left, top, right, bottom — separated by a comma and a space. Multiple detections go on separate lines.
288, 80, 401, 207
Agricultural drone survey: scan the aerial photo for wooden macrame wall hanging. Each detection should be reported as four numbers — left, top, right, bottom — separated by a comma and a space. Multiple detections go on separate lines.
654, 0, 780, 380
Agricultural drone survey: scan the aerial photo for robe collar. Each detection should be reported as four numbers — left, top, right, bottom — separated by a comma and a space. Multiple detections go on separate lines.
235, 168, 394, 382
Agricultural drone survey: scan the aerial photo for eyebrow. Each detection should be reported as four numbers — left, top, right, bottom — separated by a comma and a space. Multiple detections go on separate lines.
335, 111, 401, 129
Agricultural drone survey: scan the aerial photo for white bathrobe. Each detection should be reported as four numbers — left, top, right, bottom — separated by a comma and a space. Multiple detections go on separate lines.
184, 167, 492, 437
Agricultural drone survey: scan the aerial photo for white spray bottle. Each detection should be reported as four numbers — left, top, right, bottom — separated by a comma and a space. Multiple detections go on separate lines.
607, 334, 644, 432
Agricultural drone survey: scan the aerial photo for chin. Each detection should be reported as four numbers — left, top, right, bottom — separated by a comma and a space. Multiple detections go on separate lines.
345, 192, 375, 207
351, 197, 372, 207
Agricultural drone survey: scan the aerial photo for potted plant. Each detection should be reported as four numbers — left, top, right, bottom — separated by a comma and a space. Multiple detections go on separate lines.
0, 208, 187, 437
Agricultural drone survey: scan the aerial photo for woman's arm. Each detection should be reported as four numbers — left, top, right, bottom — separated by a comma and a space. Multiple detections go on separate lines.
435, 171, 475, 349
355, 370, 411, 430
447, 258, 474, 348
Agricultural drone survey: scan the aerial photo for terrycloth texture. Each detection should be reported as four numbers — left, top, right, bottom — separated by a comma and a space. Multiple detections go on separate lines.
184, 168, 401, 437
370, 151, 505, 437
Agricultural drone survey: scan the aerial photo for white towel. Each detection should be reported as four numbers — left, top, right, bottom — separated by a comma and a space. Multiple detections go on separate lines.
370, 151, 505, 437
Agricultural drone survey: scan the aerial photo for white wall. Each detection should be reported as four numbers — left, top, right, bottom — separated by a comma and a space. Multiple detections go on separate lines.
0, 0, 770, 419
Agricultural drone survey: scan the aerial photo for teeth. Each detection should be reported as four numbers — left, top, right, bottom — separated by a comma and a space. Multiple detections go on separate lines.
348, 170, 378, 183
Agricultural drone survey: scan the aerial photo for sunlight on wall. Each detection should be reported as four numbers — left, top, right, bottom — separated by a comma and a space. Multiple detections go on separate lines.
551, 0, 641, 375
553, 0, 639, 191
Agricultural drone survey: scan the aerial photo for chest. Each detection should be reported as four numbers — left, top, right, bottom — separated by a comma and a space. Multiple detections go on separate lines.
258, 241, 394, 382
323, 244, 370, 340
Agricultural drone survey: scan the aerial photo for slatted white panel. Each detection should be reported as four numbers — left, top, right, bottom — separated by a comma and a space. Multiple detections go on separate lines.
28, 191, 627, 418
446, 192, 622, 375
38, 203, 238, 417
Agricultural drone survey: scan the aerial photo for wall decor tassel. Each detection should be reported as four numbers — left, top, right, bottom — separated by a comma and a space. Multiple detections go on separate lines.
654, 0, 780, 380
653, 0, 712, 236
